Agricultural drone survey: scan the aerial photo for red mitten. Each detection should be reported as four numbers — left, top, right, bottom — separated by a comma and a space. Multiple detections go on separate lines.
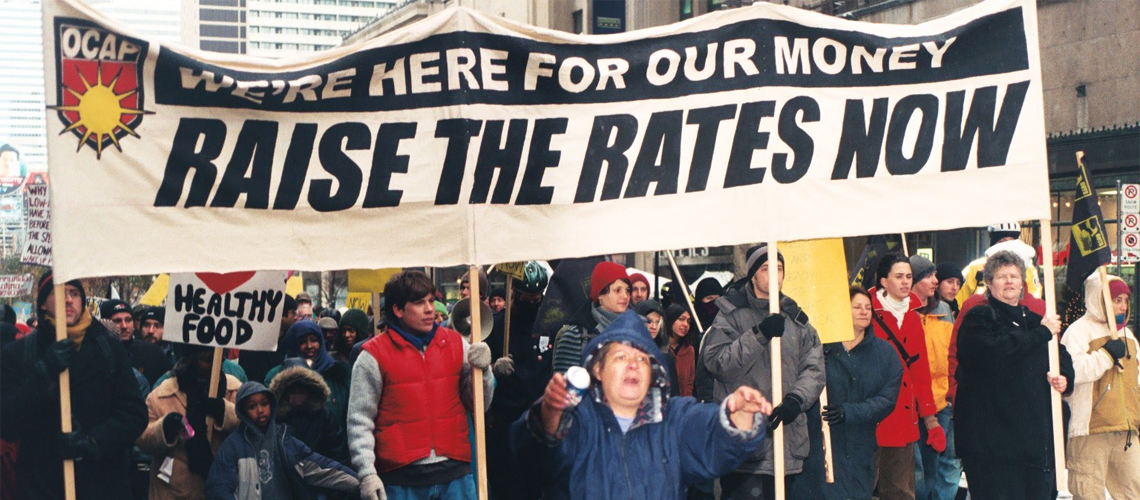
926, 426, 947, 453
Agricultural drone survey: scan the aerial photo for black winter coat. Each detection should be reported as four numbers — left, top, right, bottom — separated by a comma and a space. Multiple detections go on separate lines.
0, 320, 148, 500
123, 337, 171, 388
954, 296, 1074, 469
821, 333, 903, 500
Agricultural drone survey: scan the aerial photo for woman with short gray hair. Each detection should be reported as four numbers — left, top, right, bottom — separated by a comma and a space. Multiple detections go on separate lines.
953, 250, 1074, 500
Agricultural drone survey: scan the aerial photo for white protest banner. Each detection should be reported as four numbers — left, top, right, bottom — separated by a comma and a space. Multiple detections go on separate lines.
163, 271, 288, 351
0, 275, 35, 298
21, 183, 51, 267
42, 0, 1050, 280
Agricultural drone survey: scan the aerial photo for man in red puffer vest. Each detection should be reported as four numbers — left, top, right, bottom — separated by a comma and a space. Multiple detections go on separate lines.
349, 271, 496, 500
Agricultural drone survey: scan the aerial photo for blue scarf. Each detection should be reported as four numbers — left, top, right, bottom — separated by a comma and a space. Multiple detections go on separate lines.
390, 322, 438, 351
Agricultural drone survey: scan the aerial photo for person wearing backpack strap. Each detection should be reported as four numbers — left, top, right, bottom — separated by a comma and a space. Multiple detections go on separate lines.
0, 271, 148, 500
867, 253, 942, 500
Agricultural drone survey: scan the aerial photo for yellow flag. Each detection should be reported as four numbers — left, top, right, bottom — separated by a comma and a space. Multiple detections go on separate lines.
348, 269, 400, 293
138, 274, 169, 306
782, 238, 855, 344
345, 292, 371, 311
285, 275, 304, 297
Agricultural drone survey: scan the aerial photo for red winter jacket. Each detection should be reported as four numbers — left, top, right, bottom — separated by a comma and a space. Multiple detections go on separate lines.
869, 288, 938, 447
362, 326, 471, 473
947, 288, 1046, 403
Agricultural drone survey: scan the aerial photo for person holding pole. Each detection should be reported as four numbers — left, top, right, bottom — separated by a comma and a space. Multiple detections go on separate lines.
348, 270, 494, 500
1061, 274, 1140, 500
701, 245, 826, 500
820, 287, 903, 500
954, 250, 1074, 500
867, 253, 943, 500
136, 344, 240, 500
511, 310, 771, 500
1, 271, 148, 500
487, 262, 551, 500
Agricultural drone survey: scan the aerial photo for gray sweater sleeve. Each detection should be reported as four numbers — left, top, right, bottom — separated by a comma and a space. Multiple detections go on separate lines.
348, 351, 382, 478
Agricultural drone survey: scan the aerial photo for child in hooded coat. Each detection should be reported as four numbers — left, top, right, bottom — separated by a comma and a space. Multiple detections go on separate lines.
264, 322, 352, 425
269, 358, 350, 464
206, 381, 358, 500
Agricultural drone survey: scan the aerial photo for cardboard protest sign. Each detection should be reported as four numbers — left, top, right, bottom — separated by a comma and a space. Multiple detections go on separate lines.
345, 292, 371, 310
782, 239, 855, 344
348, 269, 400, 293
163, 271, 287, 351
21, 183, 51, 267
42, 0, 1051, 280
0, 275, 35, 298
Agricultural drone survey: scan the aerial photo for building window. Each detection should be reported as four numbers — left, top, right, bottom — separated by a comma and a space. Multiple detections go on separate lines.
200, 24, 239, 37
200, 8, 240, 22
200, 0, 239, 6
680, 0, 693, 19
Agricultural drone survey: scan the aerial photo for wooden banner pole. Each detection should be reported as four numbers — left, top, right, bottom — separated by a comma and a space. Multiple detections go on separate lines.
819, 387, 835, 484
504, 276, 513, 358
665, 250, 704, 333
1039, 219, 1067, 487
468, 265, 489, 500
54, 285, 77, 500
205, 346, 224, 443
769, 243, 786, 500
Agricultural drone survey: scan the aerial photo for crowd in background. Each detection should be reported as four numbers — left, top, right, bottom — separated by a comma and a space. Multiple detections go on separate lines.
0, 223, 1136, 500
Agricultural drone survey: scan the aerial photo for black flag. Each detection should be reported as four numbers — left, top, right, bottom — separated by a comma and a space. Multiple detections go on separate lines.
530, 255, 608, 341
1064, 154, 1112, 289
1062, 152, 1112, 327
849, 234, 904, 290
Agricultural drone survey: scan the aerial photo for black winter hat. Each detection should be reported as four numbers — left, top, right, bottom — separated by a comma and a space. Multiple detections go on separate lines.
694, 278, 723, 301
100, 299, 131, 319
489, 287, 506, 300
139, 306, 165, 325
936, 263, 964, 284
36, 270, 86, 312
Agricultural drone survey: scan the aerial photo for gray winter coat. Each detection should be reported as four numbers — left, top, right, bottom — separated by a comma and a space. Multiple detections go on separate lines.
700, 286, 826, 474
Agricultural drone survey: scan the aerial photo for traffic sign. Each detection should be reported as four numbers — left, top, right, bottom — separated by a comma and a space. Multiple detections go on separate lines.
1123, 183, 1139, 214
1123, 232, 1140, 264
1124, 213, 1140, 232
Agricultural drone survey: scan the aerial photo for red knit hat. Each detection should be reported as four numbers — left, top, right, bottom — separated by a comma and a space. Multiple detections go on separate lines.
629, 273, 649, 289
1109, 279, 1131, 300
590, 262, 630, 301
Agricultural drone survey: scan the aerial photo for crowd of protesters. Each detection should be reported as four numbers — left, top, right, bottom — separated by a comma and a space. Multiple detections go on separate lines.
0, 222, 1136, 500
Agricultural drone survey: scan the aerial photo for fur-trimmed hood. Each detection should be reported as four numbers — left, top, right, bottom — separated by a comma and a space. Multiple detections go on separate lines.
269, 362, 330, 419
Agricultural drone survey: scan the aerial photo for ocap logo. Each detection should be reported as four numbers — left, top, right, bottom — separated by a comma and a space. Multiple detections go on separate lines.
50, 19, 150, 159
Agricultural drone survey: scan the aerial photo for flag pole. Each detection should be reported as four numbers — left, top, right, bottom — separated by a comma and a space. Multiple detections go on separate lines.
54, 285, 77, 500
819, 387, 835, 484
1039, 219, 1067, 487
467, 265, 489, 500
769, 243, 786, 500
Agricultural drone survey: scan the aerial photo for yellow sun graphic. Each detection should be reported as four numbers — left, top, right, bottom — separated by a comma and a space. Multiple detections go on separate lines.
54, 64, 145, 159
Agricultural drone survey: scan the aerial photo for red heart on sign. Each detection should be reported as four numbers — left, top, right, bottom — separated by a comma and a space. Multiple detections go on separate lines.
195, 271, 257, 295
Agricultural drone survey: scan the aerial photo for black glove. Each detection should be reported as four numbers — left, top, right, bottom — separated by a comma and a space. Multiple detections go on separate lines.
58, 431, 100, 461
753, 315, 785, 340
768, 393, 803, 430
822, 404, 845, 424
1103, 338, 1127, 368
36, 339, 76, 378
161, 413, 184, 443
202, 397, 226, 422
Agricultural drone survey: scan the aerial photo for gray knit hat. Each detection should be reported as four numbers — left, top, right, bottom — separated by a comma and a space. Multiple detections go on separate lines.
908, 255, 936, 282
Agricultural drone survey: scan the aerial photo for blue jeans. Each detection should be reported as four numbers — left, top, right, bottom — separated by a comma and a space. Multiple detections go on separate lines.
915, 405, 962, 500
385, 475, 476, 500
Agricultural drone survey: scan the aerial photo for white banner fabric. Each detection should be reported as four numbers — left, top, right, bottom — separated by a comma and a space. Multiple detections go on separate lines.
41, 0, 1050, 280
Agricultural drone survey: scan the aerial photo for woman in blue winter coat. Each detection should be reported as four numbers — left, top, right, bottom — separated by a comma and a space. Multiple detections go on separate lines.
820, 288, 904, 500
206, 382, 359, 500
511, 310, 772, 500
264, 322, 352, 425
